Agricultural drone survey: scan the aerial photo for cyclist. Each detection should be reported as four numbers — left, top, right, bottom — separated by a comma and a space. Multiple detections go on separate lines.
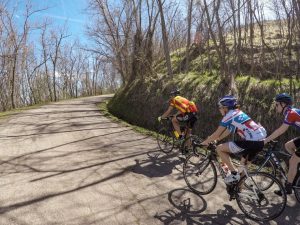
158, 90, 198, 144
201, 96, 267, 184
264, 93, 300, 195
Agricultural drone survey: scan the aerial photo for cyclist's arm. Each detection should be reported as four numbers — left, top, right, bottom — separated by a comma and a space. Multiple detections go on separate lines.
217, 128, 231, 142
201, 126, 227, 145
264, 123, 289, 143
161, 106, 173, 118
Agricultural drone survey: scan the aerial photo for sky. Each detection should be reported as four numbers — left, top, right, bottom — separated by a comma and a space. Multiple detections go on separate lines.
12, 0, 91, 45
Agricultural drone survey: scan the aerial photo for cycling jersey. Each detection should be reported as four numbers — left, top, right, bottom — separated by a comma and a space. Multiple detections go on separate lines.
220, 109, 266, 141
170, 96, 198, 113
283, 107, 300, 131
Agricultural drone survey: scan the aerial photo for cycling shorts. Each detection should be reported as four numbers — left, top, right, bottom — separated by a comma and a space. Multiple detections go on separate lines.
176, 112, 198, 129
228, 140, 264, 161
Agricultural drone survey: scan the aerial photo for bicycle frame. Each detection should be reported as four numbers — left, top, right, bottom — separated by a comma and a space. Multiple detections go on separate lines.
199, 144, 264, 199
255, 142, 300, 189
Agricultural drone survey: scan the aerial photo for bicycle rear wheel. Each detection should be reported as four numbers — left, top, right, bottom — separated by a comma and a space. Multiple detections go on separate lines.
180, 135, 203, 155
236, 172, 286, 221
183, 153, 217, 195
157, 127, 175, 153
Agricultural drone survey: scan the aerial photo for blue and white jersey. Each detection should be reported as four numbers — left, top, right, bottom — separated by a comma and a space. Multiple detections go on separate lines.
220, 109, 267, 141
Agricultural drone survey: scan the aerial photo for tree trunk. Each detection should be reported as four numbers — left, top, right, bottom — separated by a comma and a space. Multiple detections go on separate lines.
185, 0, 194, 73
157, 0, 173, 77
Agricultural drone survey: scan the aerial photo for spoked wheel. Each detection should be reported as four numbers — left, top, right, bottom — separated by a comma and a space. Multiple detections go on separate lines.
236, 172, 287, 221
180, 135, 203, 155
157, 127, 175, 153
293, 175, 300, 203
249, 156, 276, 190
183, 153, 217, 195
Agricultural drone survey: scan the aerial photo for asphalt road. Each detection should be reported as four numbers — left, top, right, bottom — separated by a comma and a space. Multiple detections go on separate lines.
0, 95, 299, 225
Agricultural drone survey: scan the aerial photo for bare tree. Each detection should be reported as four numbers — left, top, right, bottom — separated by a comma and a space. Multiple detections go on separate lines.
157, 0, 173, 77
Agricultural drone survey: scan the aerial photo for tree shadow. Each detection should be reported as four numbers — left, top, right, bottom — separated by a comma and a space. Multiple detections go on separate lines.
0, 165, 132, 214
131, 152, 184, 177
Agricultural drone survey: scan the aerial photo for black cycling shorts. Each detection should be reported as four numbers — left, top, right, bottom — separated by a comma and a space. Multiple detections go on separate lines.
228, 140, 264, 161
176, 112, 198, 129
293, 137, 300, 157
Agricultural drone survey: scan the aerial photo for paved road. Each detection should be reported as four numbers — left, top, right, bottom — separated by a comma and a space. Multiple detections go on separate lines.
0, 95, 299, 225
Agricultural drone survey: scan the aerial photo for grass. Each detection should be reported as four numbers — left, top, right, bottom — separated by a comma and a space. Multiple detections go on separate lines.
0, 103, 48, 120
98, 101, 158, 138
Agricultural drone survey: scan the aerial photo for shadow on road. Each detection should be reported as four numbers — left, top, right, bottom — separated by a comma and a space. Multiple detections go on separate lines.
131, 152, 184, 177
155, 188, 256, 225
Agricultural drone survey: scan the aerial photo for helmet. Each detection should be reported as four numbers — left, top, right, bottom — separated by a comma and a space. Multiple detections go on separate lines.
218, 95, 237, 109
275, 93, 292, 105
170, 89, 180, 96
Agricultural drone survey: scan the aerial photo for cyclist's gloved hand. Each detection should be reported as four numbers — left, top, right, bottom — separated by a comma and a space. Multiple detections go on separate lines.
158, 116, 162, 122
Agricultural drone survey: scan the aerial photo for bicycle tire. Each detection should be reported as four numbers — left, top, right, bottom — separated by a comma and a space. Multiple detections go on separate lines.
157, 127, 175, 153
236, 172, 287, 222
183, 153, 217, 195
294, 175, 300, 203
180, 135, 203, 155
248, 158, 277, 191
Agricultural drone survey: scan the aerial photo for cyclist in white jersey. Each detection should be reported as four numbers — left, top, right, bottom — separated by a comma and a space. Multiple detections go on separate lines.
201, 96, 267, 184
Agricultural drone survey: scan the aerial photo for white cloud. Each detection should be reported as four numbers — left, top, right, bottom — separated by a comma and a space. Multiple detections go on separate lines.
43, 13, 84, 24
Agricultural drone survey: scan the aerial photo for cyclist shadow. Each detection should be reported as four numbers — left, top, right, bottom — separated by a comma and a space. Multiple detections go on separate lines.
155, 188, 265, 225
131, 152, 184, 177
154, 188, 207, 225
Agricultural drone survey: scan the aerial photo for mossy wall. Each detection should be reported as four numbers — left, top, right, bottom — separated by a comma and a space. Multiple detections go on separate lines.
108, 72, 300, 144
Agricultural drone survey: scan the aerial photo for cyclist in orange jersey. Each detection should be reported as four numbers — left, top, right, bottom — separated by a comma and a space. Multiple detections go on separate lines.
158, 90, 198, 141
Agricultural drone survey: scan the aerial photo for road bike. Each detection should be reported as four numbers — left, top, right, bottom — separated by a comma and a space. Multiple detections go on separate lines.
183, 142, 287, 221
156, 116, 200, 155
251, 141, 300, 202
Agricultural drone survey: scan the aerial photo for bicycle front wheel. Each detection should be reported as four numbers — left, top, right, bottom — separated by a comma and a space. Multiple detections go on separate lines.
248, 158, 276, 191
293, 175, 300, 203
157, 127, 175, 153
236, 172, 287, 221
183, 153, 217, 195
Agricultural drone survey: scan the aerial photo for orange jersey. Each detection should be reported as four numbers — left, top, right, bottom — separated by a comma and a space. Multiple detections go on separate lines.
170, 96, 198, 113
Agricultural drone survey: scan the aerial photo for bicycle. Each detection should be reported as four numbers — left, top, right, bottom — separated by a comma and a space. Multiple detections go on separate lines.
183, 142, 287, 221
251, 140, 300, 202
156, 116, 200, 155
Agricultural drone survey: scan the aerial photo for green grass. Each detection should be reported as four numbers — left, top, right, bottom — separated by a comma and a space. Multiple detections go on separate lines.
0, 103, 49, 120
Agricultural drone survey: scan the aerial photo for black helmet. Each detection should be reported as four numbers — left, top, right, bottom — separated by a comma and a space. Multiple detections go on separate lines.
275, 93, 292, 105
170, 89, 180, 96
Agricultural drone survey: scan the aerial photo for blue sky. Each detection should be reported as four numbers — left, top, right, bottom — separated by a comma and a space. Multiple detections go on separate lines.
13, 0, 90, 44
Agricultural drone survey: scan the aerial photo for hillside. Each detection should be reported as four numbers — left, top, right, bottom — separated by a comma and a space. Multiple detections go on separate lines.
108, 20, 300, 142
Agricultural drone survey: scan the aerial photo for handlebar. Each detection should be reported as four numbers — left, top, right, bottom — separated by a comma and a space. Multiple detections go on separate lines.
197, 142, 217, 150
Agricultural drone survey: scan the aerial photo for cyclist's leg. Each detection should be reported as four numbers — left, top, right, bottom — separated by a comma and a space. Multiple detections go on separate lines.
284, 138, 298, 155
287, 137, 300, 185
172, 113, 183, 137
184, 114, 197, 147
216, 142, 235, 171
219, 141, 264, 183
